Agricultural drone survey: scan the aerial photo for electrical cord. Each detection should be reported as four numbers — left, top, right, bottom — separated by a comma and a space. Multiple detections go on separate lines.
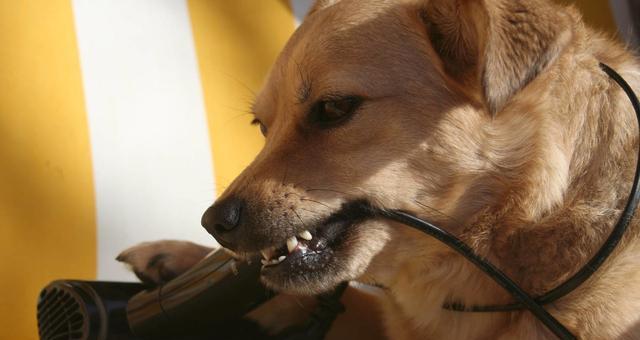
374, 62, 640, 340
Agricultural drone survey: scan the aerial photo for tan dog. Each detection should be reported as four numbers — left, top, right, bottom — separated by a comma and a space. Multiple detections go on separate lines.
120, 0, 640, 338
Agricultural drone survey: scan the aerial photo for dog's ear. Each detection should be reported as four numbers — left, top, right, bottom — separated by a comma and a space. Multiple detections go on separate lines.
307, 0, 342, 17
418, 0, 573, 113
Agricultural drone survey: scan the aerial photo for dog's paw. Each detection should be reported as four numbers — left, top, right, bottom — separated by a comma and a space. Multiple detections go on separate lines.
116, 240, 214, 286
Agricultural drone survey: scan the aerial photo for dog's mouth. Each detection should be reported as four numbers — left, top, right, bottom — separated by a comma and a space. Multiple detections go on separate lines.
257, 200, 375, 293
259, 218, 350, 272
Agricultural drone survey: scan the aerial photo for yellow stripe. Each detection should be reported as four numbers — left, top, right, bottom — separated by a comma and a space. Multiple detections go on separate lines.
187, 0, 295, 194
0, 2, 96, 339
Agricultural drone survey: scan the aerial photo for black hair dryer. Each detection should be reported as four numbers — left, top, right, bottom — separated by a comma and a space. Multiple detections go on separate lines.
37, 248, 343, 340
126, 249, 272, 339
37, 249, 272, 340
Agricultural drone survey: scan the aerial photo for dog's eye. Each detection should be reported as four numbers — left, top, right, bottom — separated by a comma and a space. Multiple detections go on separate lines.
251, 119, 268, 137
312, 96, 362, 126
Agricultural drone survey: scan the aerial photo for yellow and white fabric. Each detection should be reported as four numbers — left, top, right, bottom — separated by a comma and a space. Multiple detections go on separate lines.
1, 1, 307, 338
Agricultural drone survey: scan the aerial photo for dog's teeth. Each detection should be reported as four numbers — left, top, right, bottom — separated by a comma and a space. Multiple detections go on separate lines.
298, 230, 312, 240
278, 255, 286, 262
286, 236, 299, 253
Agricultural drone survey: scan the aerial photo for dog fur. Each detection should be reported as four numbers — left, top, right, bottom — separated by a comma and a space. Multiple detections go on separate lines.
120, 0, 640, 338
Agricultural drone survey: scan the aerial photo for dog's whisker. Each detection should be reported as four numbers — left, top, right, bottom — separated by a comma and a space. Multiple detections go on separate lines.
284, 192, 306, 199
298, 207, 322, 216
413, 200, 463, 225
220, 72, 257, 98
282, 166, 289, 186
299, 198, 332, 209
288, 295, 310, 311
292, 210, 309, 230
305, 188, 351, 196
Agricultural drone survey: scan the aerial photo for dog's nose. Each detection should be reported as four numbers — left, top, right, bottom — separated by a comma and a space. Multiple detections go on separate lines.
201, 198, 244, 249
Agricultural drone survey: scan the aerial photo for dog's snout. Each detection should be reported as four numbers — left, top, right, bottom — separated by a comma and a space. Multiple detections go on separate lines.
201, 198, 244, 249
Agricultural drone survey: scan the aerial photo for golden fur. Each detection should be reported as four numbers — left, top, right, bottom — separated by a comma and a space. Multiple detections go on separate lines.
121, 0, 640, 338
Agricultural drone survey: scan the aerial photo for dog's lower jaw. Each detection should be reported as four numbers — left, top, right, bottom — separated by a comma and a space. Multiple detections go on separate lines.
260, 219, 392, 295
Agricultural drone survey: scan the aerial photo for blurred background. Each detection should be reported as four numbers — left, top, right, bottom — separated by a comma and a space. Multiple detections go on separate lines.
0, 0, 637, 339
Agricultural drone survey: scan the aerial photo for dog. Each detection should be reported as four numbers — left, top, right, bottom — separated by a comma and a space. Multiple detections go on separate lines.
118, 0, 640, 338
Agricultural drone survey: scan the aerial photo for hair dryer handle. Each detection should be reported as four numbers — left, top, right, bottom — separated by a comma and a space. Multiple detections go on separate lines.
127, 249, 272, 338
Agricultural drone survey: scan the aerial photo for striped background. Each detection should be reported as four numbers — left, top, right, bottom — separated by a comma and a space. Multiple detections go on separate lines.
0, 1, 622, 339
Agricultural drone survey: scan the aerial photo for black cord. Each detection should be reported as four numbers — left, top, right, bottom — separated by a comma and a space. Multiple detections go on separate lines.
282, 282, 348, 340
438, 63, 640, 313
542, 63, 640, 302
380, 210, 576, 340
376, 63, 640, 339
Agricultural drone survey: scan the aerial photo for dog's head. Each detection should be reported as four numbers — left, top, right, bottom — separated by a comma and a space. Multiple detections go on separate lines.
202, 0, 574, 294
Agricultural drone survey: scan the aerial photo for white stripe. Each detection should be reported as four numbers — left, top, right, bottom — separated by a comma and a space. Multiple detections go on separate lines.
291, 0, 313, 27
72, 0, 216, 281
